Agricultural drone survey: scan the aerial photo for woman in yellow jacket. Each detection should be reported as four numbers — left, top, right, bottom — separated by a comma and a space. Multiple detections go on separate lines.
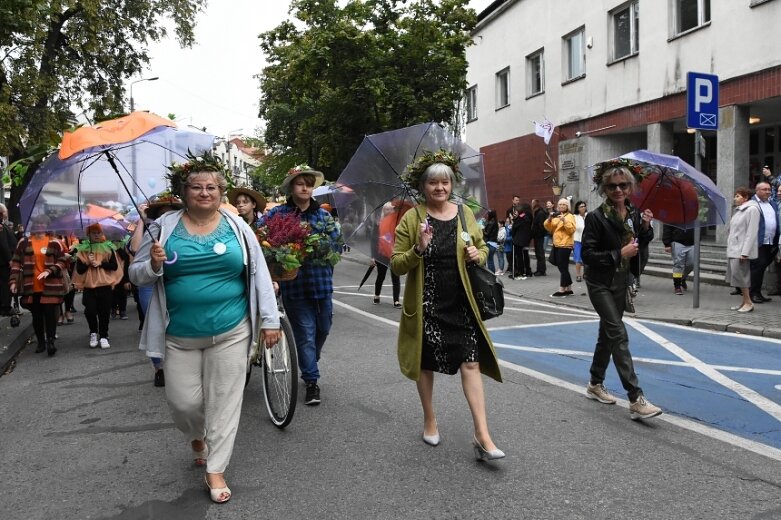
391, 151, 504, 462
544, 198, 576, 297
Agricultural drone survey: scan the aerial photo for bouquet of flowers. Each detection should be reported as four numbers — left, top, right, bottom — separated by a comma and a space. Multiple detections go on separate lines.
307, 218, 343, 268
256, 212, 311, 274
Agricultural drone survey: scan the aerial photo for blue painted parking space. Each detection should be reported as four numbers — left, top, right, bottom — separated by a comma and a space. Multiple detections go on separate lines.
491, 320, 781, 450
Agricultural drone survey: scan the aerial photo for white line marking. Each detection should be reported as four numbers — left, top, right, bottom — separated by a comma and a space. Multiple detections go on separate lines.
498, 359, 781, 463
331, 296, 781, 461
627, 318, 781, 423
332, 299, 399, 328
489, 319, 599, 331
494, 343, 781, 376
629, 316, 781, 345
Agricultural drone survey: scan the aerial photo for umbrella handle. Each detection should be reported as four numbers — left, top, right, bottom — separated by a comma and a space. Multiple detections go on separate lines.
164, 251, 178, 265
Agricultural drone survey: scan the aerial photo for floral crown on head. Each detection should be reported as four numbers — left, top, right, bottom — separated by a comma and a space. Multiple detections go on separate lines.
591, 157, 651, 187
166, 151, 234, 196
401, 149, 463, 189
289, 164, 315, 174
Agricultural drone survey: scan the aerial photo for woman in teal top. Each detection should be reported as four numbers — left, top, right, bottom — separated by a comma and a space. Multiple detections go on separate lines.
129, 152, 280, 504
164, 218, 247, 337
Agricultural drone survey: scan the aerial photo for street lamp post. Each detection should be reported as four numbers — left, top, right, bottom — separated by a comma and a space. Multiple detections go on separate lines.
129, 76, 159, 112
128, 76, 158, 201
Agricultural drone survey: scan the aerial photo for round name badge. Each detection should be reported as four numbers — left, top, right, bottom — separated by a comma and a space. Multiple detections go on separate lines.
40, 247, 48, 254
627, 217, 634, 229
460, 231, 471, 243
213, 242, 227, 255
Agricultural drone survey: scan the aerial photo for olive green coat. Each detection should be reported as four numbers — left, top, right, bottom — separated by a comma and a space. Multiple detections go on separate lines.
390, 204, 502, 383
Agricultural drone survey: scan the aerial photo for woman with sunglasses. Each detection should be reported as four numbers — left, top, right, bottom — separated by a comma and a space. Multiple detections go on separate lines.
581, 162, 662, 421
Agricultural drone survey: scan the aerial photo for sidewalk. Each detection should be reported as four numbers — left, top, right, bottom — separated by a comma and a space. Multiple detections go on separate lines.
340, 253, 781, 340
497, 267, 781, 339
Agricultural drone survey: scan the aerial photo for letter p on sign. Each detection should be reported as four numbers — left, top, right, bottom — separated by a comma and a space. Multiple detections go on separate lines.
694, 78, 712, 112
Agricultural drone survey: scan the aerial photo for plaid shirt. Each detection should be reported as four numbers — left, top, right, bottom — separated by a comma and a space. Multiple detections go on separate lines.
260, 199, 341, 300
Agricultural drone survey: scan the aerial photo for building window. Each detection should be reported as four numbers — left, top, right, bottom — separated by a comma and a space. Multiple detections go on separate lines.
495, 68, 510, 109
466, 86, 477, 122
674, 0, 710, 35
526, 50, 544, 97
611, 1, 639, 61
563, 27, 585, 82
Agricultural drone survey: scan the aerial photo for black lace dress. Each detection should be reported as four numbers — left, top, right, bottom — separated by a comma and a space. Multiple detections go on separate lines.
420, 215, 482, 375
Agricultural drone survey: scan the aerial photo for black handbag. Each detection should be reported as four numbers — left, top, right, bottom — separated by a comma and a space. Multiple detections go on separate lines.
457, 207, 504, 320
548, 245, 557, 265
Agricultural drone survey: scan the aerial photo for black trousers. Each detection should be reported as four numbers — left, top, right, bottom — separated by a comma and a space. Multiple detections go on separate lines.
0, 264, 11, 313
586, 272, 642, 402
83, 286, 113, 338
553, 247, 573, 287
750, 244, 775, 296
512, 245, 532, 277
112, 284, 128, 313
374, 263, 400, 302
64, 288, 76, 312
30, 293, 58, 345
533, 238, 546, 274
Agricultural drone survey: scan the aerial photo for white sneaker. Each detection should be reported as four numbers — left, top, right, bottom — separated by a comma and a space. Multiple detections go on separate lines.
99, 337, 110, 349
89, 333, 98, 348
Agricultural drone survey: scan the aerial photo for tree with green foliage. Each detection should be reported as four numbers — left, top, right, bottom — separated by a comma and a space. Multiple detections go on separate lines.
258, 0, 475, 182
1, 0, 206, 223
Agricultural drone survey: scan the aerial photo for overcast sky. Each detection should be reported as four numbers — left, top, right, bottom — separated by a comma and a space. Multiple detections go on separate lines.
124, 0, 494, 138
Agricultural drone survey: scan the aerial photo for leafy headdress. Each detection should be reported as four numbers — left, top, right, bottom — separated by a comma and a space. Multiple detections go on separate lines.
165, 151, 235, 197
591, 157, 652, 188
401, 149, 463, 192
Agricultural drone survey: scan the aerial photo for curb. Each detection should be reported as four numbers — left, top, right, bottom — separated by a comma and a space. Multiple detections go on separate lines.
340, 254, 781, 341
0, 313, 33, 375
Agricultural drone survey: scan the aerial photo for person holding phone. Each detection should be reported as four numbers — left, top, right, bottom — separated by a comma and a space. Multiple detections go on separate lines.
544, 198, 576, 297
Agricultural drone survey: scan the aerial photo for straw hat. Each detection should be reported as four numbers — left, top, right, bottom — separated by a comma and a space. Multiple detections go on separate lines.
227, 187, 267, 213
280, 164, 324, 194
145, 194, 184, 220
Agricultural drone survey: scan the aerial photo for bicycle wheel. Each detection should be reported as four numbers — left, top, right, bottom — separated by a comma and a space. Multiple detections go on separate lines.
262, 316, 298, 428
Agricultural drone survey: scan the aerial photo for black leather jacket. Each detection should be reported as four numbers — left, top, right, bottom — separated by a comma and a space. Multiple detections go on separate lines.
582, 206, 653, 287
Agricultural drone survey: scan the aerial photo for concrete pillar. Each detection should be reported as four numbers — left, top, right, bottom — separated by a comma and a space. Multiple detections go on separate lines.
647, 122, 674, 154
716, 105, 750, 244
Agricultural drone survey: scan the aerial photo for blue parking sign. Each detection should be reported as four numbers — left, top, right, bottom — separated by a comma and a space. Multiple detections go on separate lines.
687, 72, 719, 130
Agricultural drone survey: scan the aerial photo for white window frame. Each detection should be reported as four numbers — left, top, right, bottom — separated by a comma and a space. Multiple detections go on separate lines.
610, 1, 639, 62
563, 27, 585, 82
495, 67, 510, 109
526, 49, 545, 97
466, 85, 478, 122
673, 0, 710, 35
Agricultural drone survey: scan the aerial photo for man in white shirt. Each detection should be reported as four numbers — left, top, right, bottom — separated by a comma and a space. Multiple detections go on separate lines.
750, 182, 779, 303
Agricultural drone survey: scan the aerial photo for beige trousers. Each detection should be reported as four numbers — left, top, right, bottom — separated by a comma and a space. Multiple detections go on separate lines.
164, 317, 251, 474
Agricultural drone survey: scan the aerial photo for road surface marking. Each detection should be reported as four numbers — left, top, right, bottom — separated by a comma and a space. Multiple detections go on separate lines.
331, 295, 781, 462
627, 318, 781, 423
498, 358, 781, 463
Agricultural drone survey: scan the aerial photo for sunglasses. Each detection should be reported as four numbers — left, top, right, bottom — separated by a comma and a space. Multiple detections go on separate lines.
604, 182, 630, 191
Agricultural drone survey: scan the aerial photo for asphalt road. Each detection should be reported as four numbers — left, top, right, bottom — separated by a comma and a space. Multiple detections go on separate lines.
1, 258, 780, 519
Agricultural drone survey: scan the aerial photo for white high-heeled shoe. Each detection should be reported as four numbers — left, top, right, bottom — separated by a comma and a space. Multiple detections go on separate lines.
204, 474, 231, 504
422, 431, 440, 446
473, 436, 505, 461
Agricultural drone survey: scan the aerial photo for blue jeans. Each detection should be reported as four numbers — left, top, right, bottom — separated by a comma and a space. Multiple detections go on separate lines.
281, 295, 333, 382
487, 243, 497, 272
